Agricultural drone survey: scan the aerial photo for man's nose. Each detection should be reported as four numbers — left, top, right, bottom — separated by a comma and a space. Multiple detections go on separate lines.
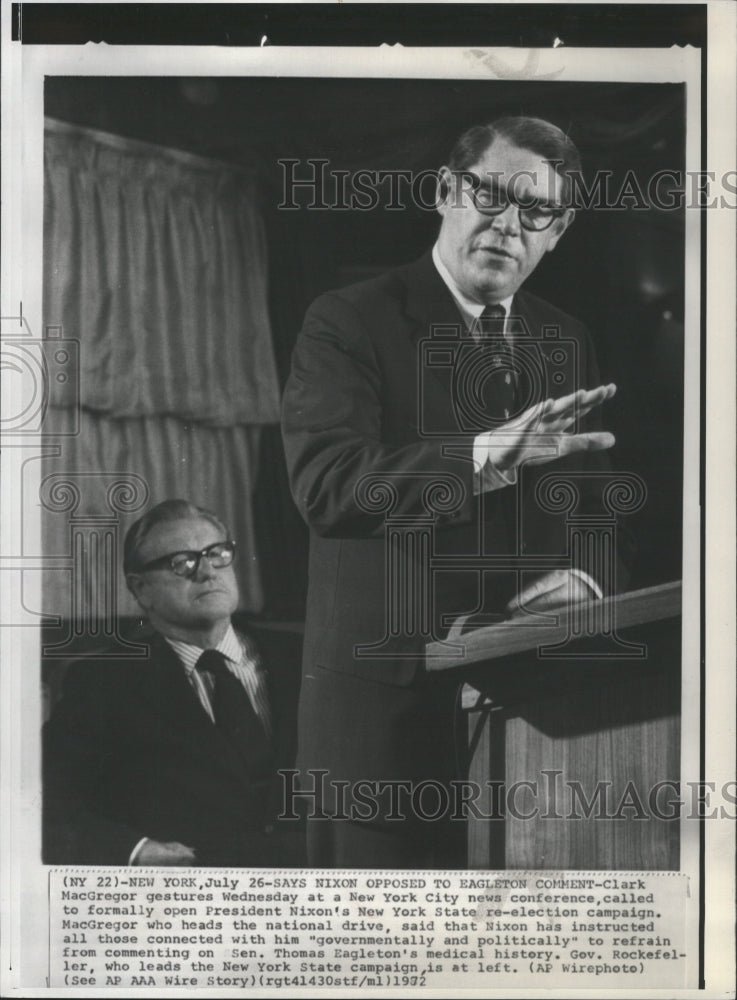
489, 202, 521, 235
194, 555, 217, 581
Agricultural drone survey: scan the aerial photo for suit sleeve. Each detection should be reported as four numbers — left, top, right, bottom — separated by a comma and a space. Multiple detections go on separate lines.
281, 291, 476, 537
43, 662, 147, 865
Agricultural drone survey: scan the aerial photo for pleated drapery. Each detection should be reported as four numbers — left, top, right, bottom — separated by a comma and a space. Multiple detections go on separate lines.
42, 119, 280, 618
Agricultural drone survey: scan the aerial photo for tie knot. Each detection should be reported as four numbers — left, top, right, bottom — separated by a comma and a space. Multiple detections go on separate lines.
473, 303, 506, 342
196, 649, 228, 676
480, 304, 506, 324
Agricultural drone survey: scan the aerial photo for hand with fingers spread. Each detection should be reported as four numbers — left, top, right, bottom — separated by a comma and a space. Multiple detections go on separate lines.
474, 383, 617, 477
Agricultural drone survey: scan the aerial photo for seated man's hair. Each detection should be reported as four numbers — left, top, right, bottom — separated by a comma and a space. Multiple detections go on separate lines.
447, 116, 582, 204
123, 499, 228, 575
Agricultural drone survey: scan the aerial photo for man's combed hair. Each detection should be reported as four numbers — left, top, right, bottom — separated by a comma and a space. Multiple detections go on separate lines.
447, 116, 582, 204
123, 499, 228, 575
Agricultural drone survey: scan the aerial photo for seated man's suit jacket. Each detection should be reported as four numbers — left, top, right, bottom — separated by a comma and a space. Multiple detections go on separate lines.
43, 626, 304, 866
282, 251, 630, 692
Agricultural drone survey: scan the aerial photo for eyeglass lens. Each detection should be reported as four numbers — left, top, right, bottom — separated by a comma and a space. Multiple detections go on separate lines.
171, 543, 234, 577
466, 175, 558, 230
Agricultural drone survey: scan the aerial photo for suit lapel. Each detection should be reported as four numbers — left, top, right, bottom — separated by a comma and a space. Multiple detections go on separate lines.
508, 292, 540, 416
514, 291, 579, 403
402, 250, 468, 341
145, 637, 214, 733
511, 291, 580, 518
399, 252, 473, 434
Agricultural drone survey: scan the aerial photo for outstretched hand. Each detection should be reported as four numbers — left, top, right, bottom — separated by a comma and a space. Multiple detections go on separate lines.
481, 384, 617, 473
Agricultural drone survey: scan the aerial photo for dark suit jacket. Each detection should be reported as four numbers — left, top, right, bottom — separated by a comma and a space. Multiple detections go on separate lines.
43, 626, 304, 866
282, 251, 629, 692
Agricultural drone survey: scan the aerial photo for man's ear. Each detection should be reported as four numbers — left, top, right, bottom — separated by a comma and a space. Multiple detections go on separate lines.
126, 572, 150, 610
436, 165, 453, 215
544, 207, 575, 252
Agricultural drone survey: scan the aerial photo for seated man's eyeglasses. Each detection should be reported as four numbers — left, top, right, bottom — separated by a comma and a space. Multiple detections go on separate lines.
134, 540, 236, 579
460, 171, 567, 231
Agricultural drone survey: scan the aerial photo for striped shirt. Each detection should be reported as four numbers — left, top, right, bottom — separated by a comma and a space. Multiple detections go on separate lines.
165, 624, 272, 737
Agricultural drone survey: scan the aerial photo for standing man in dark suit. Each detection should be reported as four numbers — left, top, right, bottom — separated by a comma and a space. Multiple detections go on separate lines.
281, 117, 622, 868
43, 499, 303, 866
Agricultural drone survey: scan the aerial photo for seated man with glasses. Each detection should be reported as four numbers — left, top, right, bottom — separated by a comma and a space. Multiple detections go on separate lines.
43, 499, 304, 866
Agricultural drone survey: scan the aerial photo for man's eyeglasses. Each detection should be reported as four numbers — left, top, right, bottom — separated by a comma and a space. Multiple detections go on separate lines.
133, 540, 236, 579
460, 171, 567, 232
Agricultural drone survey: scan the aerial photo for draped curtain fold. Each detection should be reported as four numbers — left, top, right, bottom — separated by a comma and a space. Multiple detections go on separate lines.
42, 119, 280, 618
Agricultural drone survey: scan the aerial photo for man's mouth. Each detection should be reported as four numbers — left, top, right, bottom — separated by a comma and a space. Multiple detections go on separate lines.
477, 245, 514, 260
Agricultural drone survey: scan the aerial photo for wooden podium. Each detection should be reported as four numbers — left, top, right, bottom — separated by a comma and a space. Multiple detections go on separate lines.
426, 580, 682, 870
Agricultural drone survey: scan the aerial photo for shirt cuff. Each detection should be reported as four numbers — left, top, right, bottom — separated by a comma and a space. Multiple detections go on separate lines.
473, 432, 517, 495
570, 568, 603, 600
128, 837, 149, 866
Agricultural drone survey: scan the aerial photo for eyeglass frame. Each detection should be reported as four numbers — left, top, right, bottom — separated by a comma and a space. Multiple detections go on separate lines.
131, 540, 237, 579
454, 170, 569, 232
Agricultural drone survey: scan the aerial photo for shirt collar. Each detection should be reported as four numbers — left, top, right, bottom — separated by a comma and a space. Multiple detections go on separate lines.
164, 623, 242, 676
432, 242, 514, 330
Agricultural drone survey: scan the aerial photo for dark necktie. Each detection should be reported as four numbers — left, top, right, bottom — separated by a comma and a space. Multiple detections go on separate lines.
195, 649, 272, 772
475, 304, 516, 423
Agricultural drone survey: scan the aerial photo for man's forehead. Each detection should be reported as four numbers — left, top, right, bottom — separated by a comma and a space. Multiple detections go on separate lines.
138, 516, 222, 557
471, 138, 563, 196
